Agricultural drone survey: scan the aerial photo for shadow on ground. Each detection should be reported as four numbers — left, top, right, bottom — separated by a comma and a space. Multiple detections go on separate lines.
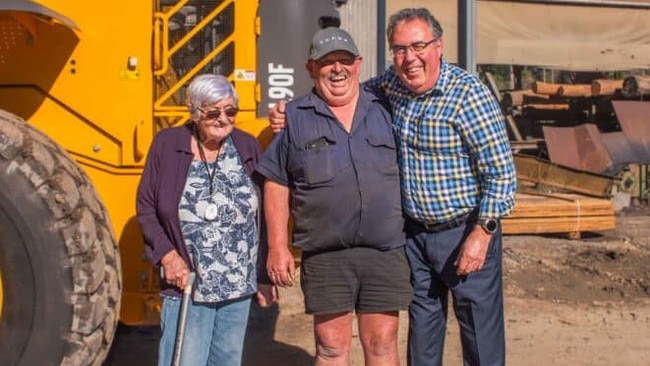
243, 301, 314, 366
103, 323, 159, 365
103, 300, 312, 366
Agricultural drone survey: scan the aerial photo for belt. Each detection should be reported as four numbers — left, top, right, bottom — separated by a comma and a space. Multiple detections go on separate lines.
409, 213, 472, 233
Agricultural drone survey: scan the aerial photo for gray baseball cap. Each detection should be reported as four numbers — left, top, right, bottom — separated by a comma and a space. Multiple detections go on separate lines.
309, 27, 359, 61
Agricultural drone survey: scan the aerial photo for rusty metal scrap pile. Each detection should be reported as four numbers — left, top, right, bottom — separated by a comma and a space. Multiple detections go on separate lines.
498, 74, 650, 236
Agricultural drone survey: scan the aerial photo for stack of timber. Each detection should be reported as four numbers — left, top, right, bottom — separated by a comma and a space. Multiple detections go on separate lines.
532, 80, 623, 97
504, 78, 626, 139
524, 79, 625, 104
501, 192, 616, 238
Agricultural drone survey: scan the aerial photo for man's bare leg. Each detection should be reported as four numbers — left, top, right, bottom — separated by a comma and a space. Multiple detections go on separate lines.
358, 311, 400, 366
314, 312, 353, 366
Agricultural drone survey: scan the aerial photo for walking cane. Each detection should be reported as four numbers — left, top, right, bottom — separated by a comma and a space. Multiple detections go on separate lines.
172, 272, 196, 366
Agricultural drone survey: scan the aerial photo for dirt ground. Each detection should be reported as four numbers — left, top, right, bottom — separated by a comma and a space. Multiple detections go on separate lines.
104, 208, 650, 366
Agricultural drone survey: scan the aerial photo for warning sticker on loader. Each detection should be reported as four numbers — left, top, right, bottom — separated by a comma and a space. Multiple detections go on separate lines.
235, 69, 255, 81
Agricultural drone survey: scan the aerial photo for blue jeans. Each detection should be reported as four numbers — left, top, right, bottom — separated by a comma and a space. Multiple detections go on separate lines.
158, 295, 252, 366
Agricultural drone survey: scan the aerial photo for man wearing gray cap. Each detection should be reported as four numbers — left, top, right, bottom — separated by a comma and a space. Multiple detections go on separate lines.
256, 27, 412, 366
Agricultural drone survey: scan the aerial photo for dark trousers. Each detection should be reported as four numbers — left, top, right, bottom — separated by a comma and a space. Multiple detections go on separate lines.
405, 221, 505, 366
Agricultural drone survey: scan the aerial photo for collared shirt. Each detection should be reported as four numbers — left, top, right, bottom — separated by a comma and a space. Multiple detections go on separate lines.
367, 60, 516, 223
256, 86, 406, 252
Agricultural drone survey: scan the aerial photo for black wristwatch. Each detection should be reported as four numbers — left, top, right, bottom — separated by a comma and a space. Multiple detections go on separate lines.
477, 218, 498, 234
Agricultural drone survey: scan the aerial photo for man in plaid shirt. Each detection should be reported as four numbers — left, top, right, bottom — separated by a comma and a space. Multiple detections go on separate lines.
371, 8, 516, 366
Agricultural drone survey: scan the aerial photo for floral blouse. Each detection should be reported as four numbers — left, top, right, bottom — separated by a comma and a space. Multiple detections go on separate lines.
178, 137, 259, 303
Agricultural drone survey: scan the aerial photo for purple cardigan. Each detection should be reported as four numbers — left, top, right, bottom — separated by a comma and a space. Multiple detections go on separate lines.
136, 123, 270, 298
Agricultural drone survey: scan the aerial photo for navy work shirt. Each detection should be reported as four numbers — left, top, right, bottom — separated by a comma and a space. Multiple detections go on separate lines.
256, 86, 405, 253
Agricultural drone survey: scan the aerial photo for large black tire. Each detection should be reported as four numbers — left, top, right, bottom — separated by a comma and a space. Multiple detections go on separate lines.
0, 110, 122, 366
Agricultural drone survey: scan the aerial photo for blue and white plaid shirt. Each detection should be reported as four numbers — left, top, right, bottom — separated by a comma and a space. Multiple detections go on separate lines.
368, 60, 516, 223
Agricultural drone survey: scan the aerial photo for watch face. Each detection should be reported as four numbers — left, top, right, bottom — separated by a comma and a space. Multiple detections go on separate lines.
486, 220, 498, 232
482, 219, 498, 233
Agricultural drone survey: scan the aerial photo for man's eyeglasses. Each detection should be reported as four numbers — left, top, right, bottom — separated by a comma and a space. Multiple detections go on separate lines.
199, 106, 238, 120
390, 39, 438, 57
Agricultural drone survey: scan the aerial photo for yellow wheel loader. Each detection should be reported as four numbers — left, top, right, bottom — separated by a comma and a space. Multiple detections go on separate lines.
0, 1, 340, 364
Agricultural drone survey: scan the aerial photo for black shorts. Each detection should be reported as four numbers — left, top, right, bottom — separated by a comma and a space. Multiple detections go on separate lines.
300, 246, 413, 315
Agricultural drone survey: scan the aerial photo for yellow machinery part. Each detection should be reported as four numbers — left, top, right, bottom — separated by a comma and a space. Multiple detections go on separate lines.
1, 0, 262, 326
1, 0, 268, 327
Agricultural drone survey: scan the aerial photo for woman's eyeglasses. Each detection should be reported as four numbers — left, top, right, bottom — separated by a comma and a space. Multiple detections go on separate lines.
199, 106, 238, 120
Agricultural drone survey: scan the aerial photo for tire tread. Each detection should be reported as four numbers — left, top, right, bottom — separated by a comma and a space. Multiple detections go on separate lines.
0, 110, 122, 366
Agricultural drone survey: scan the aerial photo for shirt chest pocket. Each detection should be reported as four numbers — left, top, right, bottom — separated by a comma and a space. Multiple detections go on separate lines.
301, 145, 340, 184
287, 139, 342, 186
365, 128, 399, 176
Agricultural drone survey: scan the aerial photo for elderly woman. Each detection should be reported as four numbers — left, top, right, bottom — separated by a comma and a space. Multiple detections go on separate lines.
136, 74, 277, 366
